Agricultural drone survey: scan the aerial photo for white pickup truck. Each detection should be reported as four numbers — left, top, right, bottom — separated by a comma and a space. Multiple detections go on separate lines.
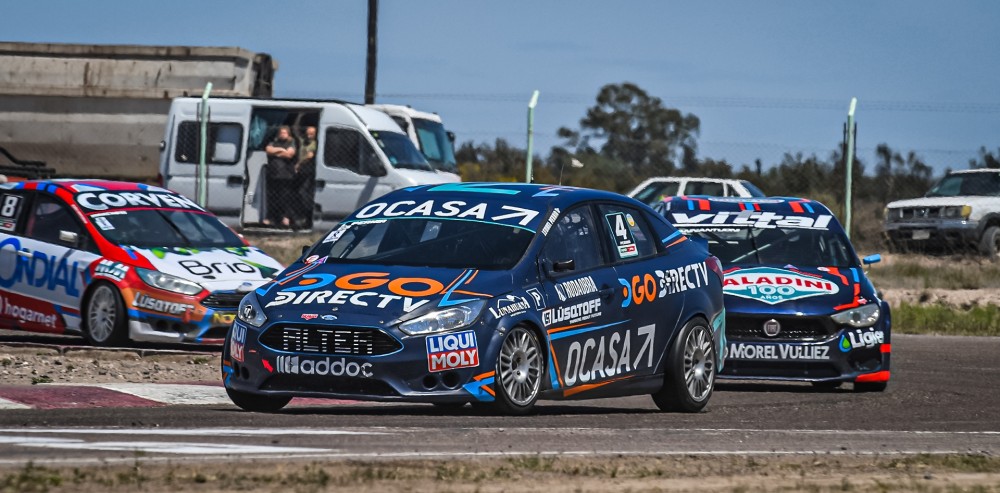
884, 168, 1000, 256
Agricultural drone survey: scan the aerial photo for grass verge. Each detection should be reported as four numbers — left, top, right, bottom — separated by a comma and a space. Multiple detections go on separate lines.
893, 302, 1000, 337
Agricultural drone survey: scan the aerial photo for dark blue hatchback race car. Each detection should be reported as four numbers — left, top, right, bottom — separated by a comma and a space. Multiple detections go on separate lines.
224, 183, 726, 414
657, 196, 890, 392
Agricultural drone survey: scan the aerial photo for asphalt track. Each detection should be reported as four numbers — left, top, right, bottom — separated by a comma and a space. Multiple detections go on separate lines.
0, 334, 998, 467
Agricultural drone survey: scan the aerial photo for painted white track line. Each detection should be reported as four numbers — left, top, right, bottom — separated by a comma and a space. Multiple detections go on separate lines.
50, 383, 230, 406
0, 397, 29, 410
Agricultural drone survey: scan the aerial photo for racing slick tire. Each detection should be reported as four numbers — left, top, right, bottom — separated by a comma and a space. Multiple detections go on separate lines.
226, 388, 292, 412
854, 381, 888, 393
490, 326, 543, 415
978, 226, 1000, 258
652, 317, 716, 413
82, 283, 129, 347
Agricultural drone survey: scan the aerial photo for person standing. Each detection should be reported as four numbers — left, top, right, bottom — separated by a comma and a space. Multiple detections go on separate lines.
293, 126, 317, 229
264, 126, 296, 227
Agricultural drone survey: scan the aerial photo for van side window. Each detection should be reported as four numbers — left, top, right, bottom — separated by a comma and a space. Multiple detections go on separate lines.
324, 127, 380, 175
175, 122, 243, 165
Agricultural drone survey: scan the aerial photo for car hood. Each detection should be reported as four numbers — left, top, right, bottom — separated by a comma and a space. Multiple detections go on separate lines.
255, 262, 512, 324
886, 196, 997, 208
722, 265, 874, 316
127, 246, 284, 290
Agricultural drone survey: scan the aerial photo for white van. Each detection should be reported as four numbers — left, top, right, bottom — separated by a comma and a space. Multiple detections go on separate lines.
369, 104, 460, 181
159, 97, 458, 228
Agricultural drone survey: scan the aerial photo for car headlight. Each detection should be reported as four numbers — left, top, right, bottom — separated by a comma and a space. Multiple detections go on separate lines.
831, 304, 880, 328
135, 267, 203, 296
398, 300, 485, 336
236, 293, 267, 328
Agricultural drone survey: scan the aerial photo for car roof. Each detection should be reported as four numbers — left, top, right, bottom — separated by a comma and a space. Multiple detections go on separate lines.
638, 176, 739, 184
392, 182, 631, 206
659, 195, 834, 215
3, 179, 177, 195
949, 168, 1000, 175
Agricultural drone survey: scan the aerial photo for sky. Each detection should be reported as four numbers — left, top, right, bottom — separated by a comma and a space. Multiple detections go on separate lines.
5, 1, 999, 175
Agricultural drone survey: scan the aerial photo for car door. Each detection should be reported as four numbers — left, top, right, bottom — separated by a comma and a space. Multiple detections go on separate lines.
7, 192, 101, 332
0, 189, 30, 328
597, 202, 696, 379
535, 204, 627, 391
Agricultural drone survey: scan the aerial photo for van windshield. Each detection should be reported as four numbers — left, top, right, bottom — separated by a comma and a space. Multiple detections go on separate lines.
89, 210, 245, 248
413, 118, 457, 173
370, 131, 434, 171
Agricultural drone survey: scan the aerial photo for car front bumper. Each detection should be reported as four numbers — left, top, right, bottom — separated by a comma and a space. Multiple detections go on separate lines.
884, 219, 980, 248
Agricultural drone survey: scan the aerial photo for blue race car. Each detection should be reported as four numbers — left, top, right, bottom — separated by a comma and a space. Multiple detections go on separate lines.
223, 183, 726, 414
656, 196, 890, 392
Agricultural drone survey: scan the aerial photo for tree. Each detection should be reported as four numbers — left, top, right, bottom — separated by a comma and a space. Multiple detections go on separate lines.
874, 144, 933, 202
970, 146, 1000, 169
557, 82, 700, 176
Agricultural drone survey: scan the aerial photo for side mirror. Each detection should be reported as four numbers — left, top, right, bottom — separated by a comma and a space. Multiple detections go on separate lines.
58, 230, 79, 248
862, 254, 882, 266
301, 245, 311, 256
552, 259, 575, 273
446, 131, 456, 143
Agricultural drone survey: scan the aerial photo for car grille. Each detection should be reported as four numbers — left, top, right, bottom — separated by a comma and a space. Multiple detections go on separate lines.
726, 315, 834, 342
259, 324, 402, 356
201, 292, 246, 309
262, 375, 399, 397
891, 206, 942, 221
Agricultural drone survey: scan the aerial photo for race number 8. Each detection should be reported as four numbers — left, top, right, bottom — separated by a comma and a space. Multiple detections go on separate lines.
0, 195, 21, 218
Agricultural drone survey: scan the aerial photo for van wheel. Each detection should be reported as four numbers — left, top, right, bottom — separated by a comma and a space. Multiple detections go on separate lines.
652, 317, 716, 413
83, 283, 128, 347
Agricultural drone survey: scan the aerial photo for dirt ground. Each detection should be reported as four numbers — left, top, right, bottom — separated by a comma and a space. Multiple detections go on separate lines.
0, 346, 218, 386
2, 454, 1000, 492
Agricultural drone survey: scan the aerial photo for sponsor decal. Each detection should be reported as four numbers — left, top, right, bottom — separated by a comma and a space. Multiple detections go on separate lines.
540, 208, 560, 236
0, 238, 83, 296
178, 259, 257, 278
93, 216, 115, 230
839, 328, 885, 352
230, 322, 247, 363
265, 272, 465, 313
321, 314, 338, 321
671, 211, 834, 230
75, 191, 202, 211
304, 255, 319, 264
563, 324, 655, 387
267, 355, 374, 377
489, 295, 531, 318
655, 262, 709, 297
723, 267, 839, 305
605, 212, 639, 259
618, 273, 658, 307
93, 259, 129, 282
353, 200, 539, 228
0, 294, 58, 328
212, 312, 236, 325
542, 298, 602, 327
554, 276, 598, 302
323, 223, 352, 243
526, 287, 545, 310
132, 293, 194, 315
728, 342, 830, 361
0, 194, 23, 231
300, 313, 319, 321
426, 330, 479, 372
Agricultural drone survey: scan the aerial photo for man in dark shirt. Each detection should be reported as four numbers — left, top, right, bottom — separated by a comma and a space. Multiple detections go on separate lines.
293, 126, 317, 229
264, 126, 296, 227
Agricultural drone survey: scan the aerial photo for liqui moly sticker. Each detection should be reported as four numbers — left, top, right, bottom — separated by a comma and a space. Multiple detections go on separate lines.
723, 267, 839, 305
426, 330, 479, 372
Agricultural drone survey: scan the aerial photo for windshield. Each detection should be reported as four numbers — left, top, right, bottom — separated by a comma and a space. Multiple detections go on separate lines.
370, 131, 434, 171
310, 218, 533, 270
89, 209, 244, 248
632, 181, 681, 205
926, 173, 1000, 197
412, 118, 457, 173
740, 181, 767, 197
683, 226, 858, 268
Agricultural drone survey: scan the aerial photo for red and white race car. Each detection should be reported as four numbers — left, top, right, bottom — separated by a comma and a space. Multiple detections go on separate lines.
0, 180, 284, 346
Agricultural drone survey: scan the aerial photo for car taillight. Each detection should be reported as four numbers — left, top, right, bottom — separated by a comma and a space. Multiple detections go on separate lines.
706, 255, 724, 282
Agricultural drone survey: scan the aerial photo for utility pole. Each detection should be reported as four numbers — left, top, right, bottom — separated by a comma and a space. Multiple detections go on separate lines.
365, 0, 378, 104
525, 90, 539, 183
844, 97, 857, 238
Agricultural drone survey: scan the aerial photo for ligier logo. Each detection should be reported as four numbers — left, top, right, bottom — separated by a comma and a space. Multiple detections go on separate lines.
839, 328, 885, 352
426, 330, 478, 372
723, 267, 839, 305
268, 355, 373, 377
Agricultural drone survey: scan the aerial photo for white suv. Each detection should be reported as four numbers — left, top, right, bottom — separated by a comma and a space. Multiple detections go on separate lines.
628, 177, 766, 205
